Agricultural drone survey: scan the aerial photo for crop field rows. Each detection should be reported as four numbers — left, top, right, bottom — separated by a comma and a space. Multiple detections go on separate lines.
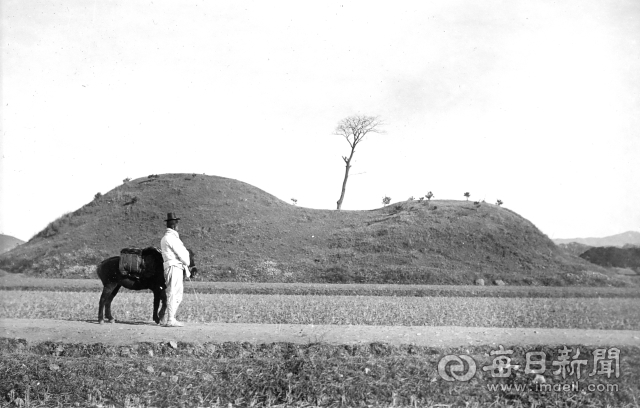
1, 280, 640, 407
2, 290, 640, 330
2, 275, 640, 298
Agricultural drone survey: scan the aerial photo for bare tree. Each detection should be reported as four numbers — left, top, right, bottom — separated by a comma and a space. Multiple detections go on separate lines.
334, 115, 384, 210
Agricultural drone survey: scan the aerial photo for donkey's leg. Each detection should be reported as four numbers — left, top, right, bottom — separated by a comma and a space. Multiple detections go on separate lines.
157, 288, 168, 324
99, 283, 118, 324
152, 288, 162, 324
104, 284, 121, 323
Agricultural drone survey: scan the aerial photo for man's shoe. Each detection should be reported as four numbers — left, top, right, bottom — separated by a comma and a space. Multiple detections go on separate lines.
164, 320, 184, 327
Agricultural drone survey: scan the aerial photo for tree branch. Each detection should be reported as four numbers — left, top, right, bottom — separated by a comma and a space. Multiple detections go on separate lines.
333, 114, 385, 210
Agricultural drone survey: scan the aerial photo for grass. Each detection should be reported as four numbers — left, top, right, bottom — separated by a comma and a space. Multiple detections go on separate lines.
2, 273, 639, 298
2, 291, 639, 330
1, 281, 639, 406
1, 338, 638, 407
1, 253, 638, 408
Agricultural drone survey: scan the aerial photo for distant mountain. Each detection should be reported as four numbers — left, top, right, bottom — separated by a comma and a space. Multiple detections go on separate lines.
553, 231, 640, 248
0, 234, 24, 254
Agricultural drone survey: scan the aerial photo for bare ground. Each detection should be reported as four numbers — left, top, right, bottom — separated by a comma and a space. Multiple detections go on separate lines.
1, 318, 639, 347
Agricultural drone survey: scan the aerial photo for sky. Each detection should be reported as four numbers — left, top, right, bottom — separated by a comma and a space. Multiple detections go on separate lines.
1, 0, 639, 242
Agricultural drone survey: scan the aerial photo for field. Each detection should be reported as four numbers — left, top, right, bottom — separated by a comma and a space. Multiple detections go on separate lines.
2, 291, 640, 330
1, 274, 640, 407
2, 338, 639, 408
2, 274, 639, 298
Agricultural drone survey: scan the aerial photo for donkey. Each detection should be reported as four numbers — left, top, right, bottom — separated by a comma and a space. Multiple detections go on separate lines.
96, 247, 197, 324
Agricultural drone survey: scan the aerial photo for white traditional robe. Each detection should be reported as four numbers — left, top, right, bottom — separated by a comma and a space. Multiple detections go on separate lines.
160, 228, 190, 322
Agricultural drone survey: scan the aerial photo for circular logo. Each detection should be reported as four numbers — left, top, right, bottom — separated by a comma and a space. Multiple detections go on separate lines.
438, 355, 477, 382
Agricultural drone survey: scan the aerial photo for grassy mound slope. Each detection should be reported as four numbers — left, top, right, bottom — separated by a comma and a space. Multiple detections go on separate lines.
0, 174, 626, 285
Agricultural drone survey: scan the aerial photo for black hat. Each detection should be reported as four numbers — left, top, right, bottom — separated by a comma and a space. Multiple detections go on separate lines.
165, 212, 180, 222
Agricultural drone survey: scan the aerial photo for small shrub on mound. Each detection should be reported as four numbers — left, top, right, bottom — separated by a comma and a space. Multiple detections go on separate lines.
322, 266, 353, 283
255, 260, 293, 280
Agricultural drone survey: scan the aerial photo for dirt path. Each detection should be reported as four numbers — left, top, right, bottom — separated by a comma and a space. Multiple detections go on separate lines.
1, 318, 639, 347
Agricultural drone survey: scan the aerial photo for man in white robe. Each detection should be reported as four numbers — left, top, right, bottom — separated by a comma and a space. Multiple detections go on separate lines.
160, 212, 191, 327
